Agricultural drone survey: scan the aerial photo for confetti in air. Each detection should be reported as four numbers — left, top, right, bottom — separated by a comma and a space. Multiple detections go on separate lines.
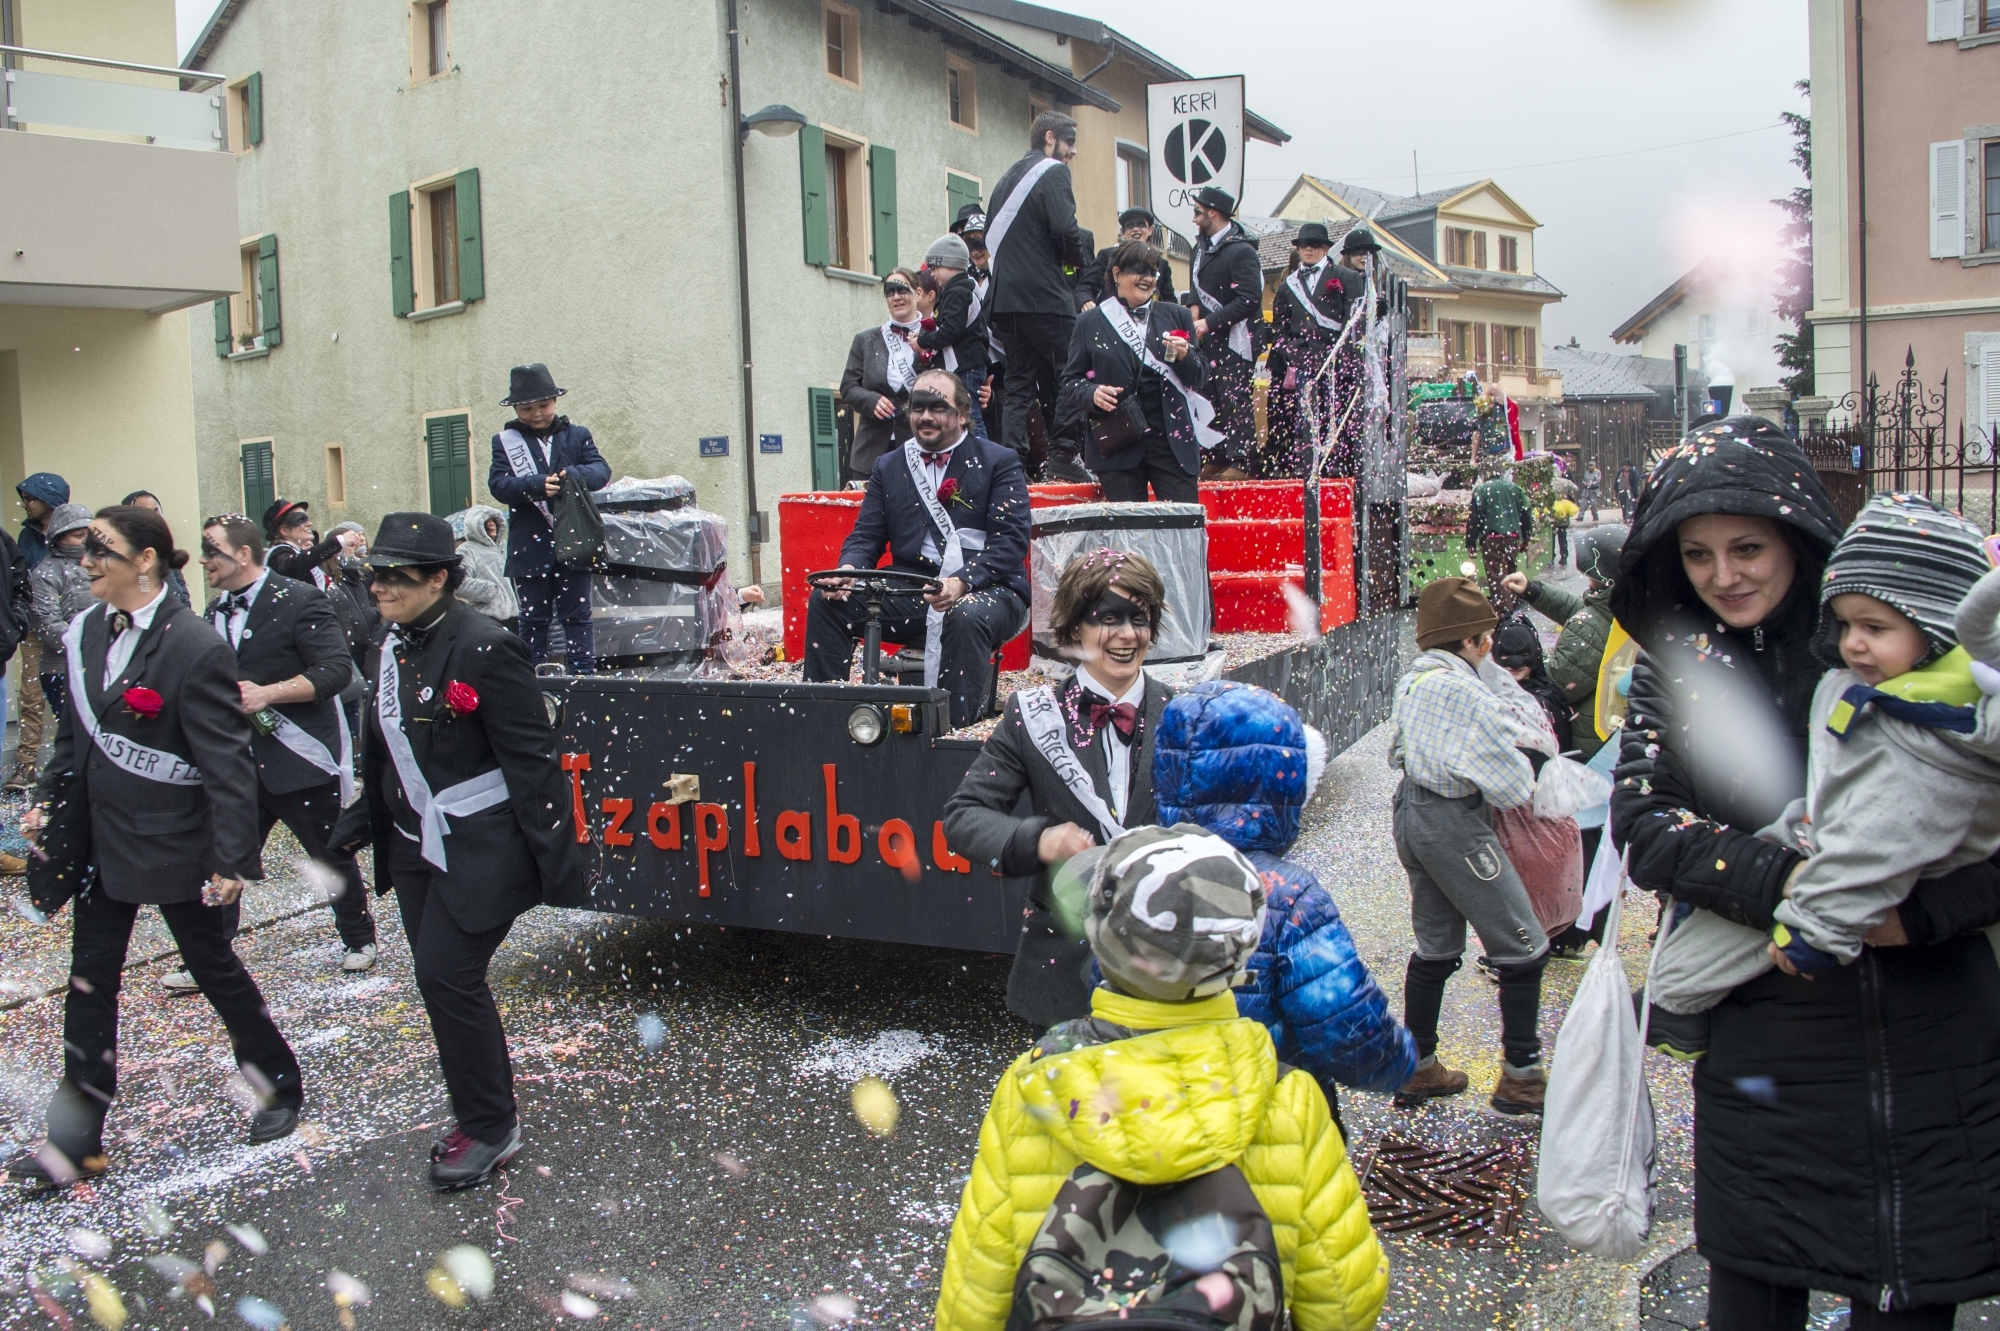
850, 1078, 899, 1137
635, 1011, 666, 1051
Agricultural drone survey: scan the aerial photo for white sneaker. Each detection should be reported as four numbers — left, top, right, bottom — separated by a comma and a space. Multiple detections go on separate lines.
341, 944, 378, 973
160, 969, 199, 994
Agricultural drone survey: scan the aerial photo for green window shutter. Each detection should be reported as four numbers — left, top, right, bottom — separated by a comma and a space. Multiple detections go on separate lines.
257, 233, 281, 348
246, 71, 263, 145
213, 298, 232, 357
808, 386, 840, 491
426, 414, 472, 514
240, 441, 275, 517
869, 144, 897, 277
798, 125, 829, 266
946, 172, 980, 230
455, 167, 484, 302
389, 191, 415, 316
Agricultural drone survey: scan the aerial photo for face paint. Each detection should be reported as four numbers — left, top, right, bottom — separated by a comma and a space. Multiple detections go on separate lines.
1082, 590, 1152, 633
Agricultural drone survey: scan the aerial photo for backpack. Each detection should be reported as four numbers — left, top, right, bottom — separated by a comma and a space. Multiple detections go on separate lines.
1008, 1160, 1285, 1331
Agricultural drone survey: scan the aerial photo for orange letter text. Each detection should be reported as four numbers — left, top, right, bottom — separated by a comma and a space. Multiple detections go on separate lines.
647, 801, 682, 849
561, 752, 592, 843
694, 802, 730, 896
602, 798, 635, 847
776, 810, 812, 860
823, 764, 860, 864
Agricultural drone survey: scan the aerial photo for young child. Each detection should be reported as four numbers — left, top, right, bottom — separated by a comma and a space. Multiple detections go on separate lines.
1649, 494, 2000, 1018
1151, 680, 1418, 1137
1388, 577, 1549, 1116
933, 823, 1387, 1331
1492, 616, 1574, 755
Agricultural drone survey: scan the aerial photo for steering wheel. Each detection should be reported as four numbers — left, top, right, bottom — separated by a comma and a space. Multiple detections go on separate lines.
806, 567, 944, 685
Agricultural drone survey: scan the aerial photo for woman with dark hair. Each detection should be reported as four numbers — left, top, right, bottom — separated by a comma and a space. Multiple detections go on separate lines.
332, 512, 581, 1190
838, 267, 927, 482
945, 549, 1175, 1028
1057, 240, 1211, 503
120, 490, 192, 607
8, 505, 299, 1188
1610, 417, 2000, 1329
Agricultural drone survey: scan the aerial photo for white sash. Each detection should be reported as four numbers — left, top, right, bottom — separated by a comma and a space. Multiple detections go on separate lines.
984, 155, 1062, 272
208, 594, 356, 805
883, 321, 919, 393
1192, 232, 1255, 361
1285, 268, 1344, 333
63, 612, 203, 786
1097, 298, 1225, 450
975, 272, 1003, 360
377, 634, 511, 872
1018, 685, 1124, 844
499, 428, 556, 526
902, 440, 988, 690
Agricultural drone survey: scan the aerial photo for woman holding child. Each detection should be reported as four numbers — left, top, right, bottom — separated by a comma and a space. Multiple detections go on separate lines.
1609, 416, 2000, 1329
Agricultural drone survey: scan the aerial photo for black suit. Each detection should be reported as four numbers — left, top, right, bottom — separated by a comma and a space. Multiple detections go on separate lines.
986, 152, 1091, 463
1265, 263, 1359, 475
339, 597, 581, 1144
210, 572, 374, 951
1057, 299, 1208, 501
267, 535, 342, 586
37, 596, 301, 1158
1073, 243, 1177, 312
943, 676, 1173, 1028
803, 433, 1032, 728
1186, 224, 1265, 466
838, 325, 919, 480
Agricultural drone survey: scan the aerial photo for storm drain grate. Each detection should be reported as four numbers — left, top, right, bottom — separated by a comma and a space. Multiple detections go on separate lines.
1356, 1133, 1528, 1249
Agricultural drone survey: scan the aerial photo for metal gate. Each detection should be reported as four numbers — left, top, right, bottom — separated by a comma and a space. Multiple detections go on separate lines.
1801, 351, 1997, 534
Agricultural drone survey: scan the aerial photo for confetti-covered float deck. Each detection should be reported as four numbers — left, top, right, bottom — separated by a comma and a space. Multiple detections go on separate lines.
545, 479, 1412, 952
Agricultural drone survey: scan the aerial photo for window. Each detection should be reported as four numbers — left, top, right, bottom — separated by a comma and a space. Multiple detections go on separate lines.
808, 387, 841, 491
1492, 324, 1520, 367
946, 171, 981, 230
391, 169, 484, 314
1442, 320, 1474, 366
800, 129, 886, 273
1697, 312, 1718, 340
1498, 235, 1519, 273
826, 143, 853, 269
1444, 228, 1485, 268
424, 412, 472, 515
1987, 142, 2000, 250
213, 234, 281, 356
324, 444, 347, 508
946, 55, 976, 131
823, 2, 860, 85
241, 440, 275, 518
1987, 0, 2000, 32
225, 72, 262, 152
1116, 143, 1150, 215
410, 0, 450, 81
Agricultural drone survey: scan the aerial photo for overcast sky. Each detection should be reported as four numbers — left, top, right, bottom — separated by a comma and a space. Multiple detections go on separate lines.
176, 0, 1809, 365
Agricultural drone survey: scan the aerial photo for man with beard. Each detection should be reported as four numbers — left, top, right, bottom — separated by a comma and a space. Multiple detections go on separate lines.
1183, 188, 1262, 479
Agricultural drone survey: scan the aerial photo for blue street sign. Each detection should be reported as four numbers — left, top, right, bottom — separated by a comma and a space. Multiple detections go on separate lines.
759, 434, 783, 454
699, 436, 729, 457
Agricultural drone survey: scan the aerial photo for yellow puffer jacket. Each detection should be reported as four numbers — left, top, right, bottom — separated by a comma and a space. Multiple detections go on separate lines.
934, 988, 1387, 1331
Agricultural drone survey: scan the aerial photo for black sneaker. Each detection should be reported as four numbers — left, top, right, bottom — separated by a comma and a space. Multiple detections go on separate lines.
1634, 992, 1709, 1062
430, 1124, 522, 1192
249, 1106, 299, 1144
1039, 450, 1094, 484
4, 1144, 108, 1193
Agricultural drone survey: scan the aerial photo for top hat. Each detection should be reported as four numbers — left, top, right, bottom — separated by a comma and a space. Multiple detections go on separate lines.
951, 202, 988, 236
263, 498, 310, 535
1341, 225, 1382, 255
1191, 187, 1236, 217
367, 512, 461, 568
501, 363, 567, 407
1293, 222, 1333, 248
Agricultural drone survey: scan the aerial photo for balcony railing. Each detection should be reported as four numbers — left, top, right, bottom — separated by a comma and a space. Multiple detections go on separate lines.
2, 45, 226, 151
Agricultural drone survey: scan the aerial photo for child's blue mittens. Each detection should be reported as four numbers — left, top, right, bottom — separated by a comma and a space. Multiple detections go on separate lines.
1772, 923, 1841, 975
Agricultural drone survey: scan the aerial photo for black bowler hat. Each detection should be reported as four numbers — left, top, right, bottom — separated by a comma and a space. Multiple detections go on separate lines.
1192, 186, 1236, 217
263, 498, 309, 536
1118, 207, 1156, 229
1293, 222, 1332, 248
500, 362, 567, 407
368, 512, 461, 568
952, 202, 987, 236
1342, 225, 1382, 255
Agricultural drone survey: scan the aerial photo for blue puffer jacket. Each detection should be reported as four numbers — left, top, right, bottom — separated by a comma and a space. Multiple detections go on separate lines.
1155, 680, 1418, 1094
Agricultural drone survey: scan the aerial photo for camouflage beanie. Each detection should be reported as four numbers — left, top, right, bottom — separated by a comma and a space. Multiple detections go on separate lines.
1082, 824, 1267, 1003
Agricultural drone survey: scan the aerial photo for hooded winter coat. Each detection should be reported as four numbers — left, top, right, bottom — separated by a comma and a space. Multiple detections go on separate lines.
1608, 416, 2000, 1310
29, 505, 93, 666
456, 504, 518, 622
933, 986, 1387, 1331
1153, 680, 1418, 1096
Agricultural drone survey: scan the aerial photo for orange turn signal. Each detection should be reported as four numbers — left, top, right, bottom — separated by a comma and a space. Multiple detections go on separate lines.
889, 704, 917, 734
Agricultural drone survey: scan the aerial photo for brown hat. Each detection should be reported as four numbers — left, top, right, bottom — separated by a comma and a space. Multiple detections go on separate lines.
1416, 577, 1497, 650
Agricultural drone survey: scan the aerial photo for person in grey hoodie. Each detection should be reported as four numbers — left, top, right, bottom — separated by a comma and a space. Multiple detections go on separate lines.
28, 503, 93, 728
456, 504, 519, 629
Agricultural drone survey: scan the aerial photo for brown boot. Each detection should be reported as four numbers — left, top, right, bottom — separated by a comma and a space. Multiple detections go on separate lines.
1393, 1057, 1470, 1109
1490, 1067, 1546, 1116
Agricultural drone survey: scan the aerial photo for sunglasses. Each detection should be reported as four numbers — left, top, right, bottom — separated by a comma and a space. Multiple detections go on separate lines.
882, 283, 914, 297
82, 533, 129, 564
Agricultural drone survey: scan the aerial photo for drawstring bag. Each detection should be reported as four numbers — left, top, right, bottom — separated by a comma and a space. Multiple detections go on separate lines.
552, 470, 607, 568
1492, 805, 1583, 936
1536, 870, 1662, 1259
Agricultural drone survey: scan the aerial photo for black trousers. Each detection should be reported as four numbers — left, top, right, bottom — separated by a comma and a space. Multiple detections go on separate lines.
1707, 1266, 1956, 1330
802, 586, 1025, 729
206, 781, 378, 952
1202, 345, 1255, 467
1099, 432, 1198, 503
56, 886, 303, 1156
390, 854, 519, 1145
992, 312, 1075, 463
1404, 951, 1549, 1069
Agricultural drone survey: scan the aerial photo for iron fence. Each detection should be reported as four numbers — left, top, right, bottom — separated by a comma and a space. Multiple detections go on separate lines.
1801, 350, 1998, 535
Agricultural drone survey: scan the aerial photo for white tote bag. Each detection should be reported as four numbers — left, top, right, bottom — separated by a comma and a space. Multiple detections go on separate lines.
1576, 827, 1626, 933
1536, 881, 1659, 1259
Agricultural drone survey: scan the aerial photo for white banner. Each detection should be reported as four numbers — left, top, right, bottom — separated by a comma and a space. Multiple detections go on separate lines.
1147, 76, 1245, 244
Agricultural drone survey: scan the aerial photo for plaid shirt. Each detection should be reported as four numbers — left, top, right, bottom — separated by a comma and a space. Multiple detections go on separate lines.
1388, 649, 1537, 808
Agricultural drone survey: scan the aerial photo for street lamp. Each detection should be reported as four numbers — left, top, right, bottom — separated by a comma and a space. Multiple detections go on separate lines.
741, 104, 807, 139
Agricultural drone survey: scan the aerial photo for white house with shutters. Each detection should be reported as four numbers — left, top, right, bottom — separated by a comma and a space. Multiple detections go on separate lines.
182, 0, 1117, 586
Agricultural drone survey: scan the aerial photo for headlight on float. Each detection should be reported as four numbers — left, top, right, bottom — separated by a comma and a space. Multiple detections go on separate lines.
847, 704, 886, 745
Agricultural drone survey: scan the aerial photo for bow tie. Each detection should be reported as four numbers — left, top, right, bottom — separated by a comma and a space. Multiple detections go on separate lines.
216, 592, 245, 616
107, 609, 133, 637
1087, 698, 1139, 743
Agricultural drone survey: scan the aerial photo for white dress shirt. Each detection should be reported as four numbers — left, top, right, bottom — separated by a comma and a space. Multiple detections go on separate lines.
915, 429, 968, 563
1076, 664, 1146, 823
213, 570, 269, 649
102, 584, 172, 692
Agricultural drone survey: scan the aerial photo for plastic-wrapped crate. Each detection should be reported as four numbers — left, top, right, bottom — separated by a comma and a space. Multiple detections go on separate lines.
1029, 502, 1211, 663
595, 474, 697, 511
590, 497, 731, 672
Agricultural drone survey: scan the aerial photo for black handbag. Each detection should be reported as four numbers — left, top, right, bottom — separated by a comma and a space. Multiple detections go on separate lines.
26, 768, 93, 918
551, 469, 607, 568
1089, 391, 1149, 457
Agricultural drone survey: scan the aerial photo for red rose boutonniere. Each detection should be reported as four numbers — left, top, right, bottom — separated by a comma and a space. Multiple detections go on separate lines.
444, 681, 480, 716
936, 478, 970, 510
919, 317, 937, 333
123, 686, 164, 720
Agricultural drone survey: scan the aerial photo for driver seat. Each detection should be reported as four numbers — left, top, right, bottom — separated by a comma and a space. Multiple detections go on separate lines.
875, 642, 1003, 721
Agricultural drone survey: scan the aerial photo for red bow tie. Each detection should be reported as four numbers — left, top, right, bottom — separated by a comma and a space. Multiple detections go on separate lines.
1088, 700, 1139, 742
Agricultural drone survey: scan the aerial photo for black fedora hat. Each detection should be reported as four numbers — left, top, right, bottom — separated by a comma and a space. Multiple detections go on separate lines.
951, 202, 987, 236
368, 512, 461, 568
1191, 186, 1236, 217
501, 362, 567, 407
1293, 222, 1332, 248
1342, 225, 1382, 255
